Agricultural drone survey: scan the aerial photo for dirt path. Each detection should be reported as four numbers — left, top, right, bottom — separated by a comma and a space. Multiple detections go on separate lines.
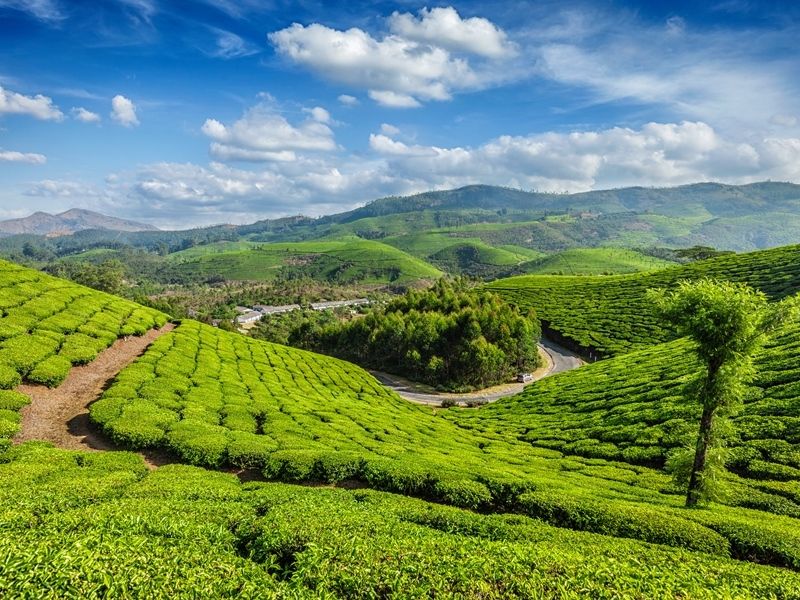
373, 338, 584, 407
14, 323, 175, 467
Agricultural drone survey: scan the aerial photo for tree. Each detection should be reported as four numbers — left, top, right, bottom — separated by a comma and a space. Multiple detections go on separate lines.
649, 279, 799, 507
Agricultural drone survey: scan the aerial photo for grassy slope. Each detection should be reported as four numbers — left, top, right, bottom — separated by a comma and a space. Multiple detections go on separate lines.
517, 248, 676, 275
488, 244, 800, 357
167, 238, 442, 283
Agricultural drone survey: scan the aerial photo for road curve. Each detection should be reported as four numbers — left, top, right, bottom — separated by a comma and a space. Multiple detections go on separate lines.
374, 338, 585, 407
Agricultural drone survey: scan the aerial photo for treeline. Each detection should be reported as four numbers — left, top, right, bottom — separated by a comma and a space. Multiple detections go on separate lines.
289, 279, 541, 391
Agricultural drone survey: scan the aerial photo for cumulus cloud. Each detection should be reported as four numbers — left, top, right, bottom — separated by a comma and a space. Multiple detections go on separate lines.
110, 94, 139, 127
0, 0, 64, 23
388, 7, 516, 58
24, 179, 100, 197
71, 106, 101, 123
201, 101, 336, 162
369, 121, 800, 191
268, 8, 515, 108
0, 149, 46, 164
337, 94, 358, 106
380, 123, 400, 136
0, 86, 63, 120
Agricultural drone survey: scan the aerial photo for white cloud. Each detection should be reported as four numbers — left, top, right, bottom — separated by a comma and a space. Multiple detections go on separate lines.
24, 179, 99, 197
369, 121, 800, 191
110, 94, 139, 127
201, 101, 336, 162
0, 0, 63, 23
71, 106, 101, 123
388, 7, 516, 58
337, 94, 359, 106
380, 123, 400, 136
368, 90, 421, 108
304, 106, 330, 124
0, 149, 46, 164
0, 86, 63, 120
269, 21, 487, 107
210, 28, 259, 59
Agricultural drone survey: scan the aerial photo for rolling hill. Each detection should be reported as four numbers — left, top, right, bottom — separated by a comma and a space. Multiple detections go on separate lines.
5, 253, 800, 594
488, 244, 800, 357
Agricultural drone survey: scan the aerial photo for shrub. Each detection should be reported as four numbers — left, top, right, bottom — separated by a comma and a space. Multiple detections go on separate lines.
517, 491, 729, 556
27, 355, 72, 387
0, 390, 30, 411
227, 432, 279, 470
263, 450, 318, 481
0, 365, 21, 390
314, 452, 365, 483
432, 478, 492, 510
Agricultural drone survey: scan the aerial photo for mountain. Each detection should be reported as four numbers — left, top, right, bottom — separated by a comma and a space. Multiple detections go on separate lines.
0, 209, 158, 237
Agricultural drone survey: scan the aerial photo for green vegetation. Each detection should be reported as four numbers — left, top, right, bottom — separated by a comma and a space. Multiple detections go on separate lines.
651, 279, 800, 505
167, 238, 442, 284
0, 259, 167, 390
291, 280, 542, 390
489, 244, 800, 357
5, 443, 800, 598
516, 247, 676, 275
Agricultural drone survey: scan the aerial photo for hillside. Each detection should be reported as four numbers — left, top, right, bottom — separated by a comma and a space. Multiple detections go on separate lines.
5, 257, 800, 595
515, 248, 675, 275
0, 209, 157, 237
166, 238, 442, 284
488, 244, 800, 357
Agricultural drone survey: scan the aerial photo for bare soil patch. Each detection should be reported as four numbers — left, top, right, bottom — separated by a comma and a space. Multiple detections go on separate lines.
14, 323, 176, 468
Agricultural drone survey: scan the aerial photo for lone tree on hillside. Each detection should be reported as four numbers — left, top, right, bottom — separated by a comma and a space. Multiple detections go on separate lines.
649, 279, 799, 507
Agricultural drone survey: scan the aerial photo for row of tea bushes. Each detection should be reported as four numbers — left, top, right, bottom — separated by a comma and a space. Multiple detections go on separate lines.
0, 260, 168, 388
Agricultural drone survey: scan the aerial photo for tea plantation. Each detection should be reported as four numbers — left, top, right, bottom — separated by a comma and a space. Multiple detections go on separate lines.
6, 254, 800, 596
5, 443, 800, 598
0, 259, 167, 449
488, 243, 800, 356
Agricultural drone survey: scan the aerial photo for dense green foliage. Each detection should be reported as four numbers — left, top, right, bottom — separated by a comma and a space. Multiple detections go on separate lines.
489, 244, 800, 357
293, 280, 542, 390
5, 443, 800, 598
0, 259, 167, 392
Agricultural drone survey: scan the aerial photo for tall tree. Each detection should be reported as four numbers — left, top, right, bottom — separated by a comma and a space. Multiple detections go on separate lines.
650, 279, 799, 507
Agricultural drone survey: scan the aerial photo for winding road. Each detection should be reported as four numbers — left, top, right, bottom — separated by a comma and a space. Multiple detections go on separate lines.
373, 337, 585, 407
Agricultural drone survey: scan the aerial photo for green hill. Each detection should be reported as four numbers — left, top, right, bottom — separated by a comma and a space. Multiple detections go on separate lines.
167, 238, 442, 284
6, 258, 800, 594
516, 248, 675, 275
488, 244, 800, 357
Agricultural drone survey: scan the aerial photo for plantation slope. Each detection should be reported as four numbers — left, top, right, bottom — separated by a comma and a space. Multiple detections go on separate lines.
167, 238, 442, 283
488, 243, 800, 357
516, 247, 676, 275
87, 320, 800, 568
5, 444, 800, 598
454, 322, 800, 496
0, 259, 168, 447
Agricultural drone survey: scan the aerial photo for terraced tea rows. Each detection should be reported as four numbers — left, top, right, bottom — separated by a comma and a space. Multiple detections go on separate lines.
4, 443, 800, 598
0, 259, 167, 447
488, 244, 800, 356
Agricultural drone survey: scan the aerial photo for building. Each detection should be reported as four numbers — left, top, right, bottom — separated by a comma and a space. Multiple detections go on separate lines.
235, 311, 263, 325
253, 304, 301, 315
310, 298, 370, 311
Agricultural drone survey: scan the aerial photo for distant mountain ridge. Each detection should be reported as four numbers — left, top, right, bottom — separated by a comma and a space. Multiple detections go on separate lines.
0, 209, 158, 237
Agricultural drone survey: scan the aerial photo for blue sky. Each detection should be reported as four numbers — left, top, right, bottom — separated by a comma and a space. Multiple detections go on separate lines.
0, 0, 798, 228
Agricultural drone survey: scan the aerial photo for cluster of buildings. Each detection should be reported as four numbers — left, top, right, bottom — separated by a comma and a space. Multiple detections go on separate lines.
233, 298, 370, 327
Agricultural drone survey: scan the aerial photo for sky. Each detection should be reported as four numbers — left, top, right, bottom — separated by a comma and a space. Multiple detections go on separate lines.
0, 0, 799, 229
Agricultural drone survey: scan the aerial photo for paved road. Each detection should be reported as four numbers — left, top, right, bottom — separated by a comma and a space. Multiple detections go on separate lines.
539, 337, 585, 374
374, 338, 585, 407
